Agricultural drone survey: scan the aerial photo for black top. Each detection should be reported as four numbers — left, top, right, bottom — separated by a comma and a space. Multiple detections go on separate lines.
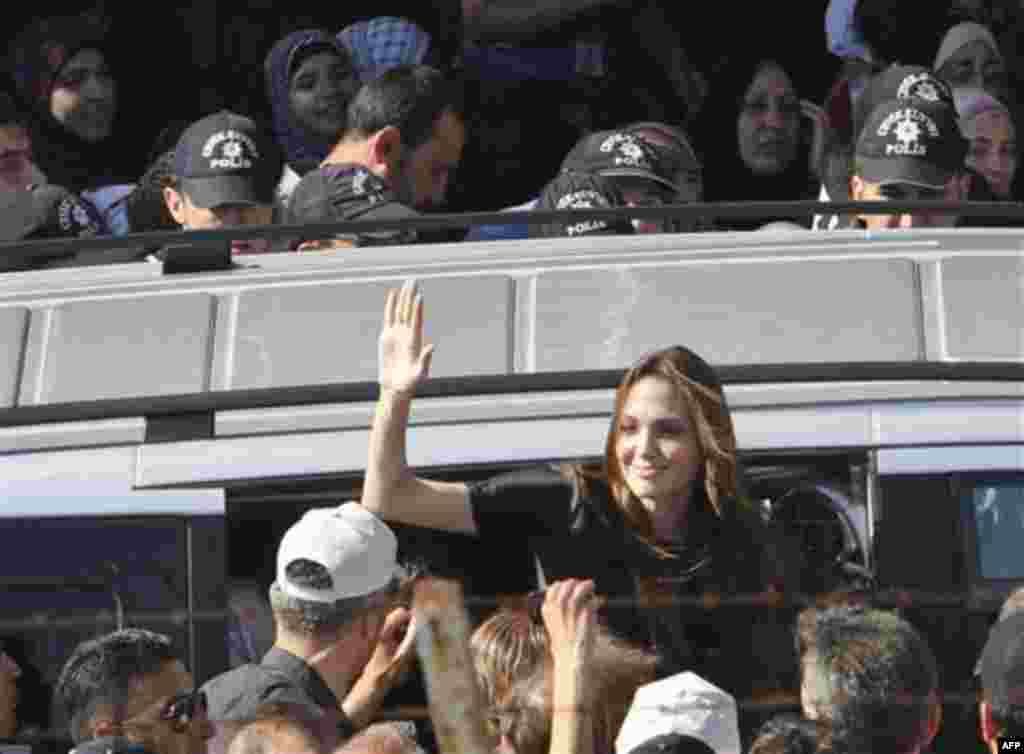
468, 465, 797, 699
202, 647, 356, 742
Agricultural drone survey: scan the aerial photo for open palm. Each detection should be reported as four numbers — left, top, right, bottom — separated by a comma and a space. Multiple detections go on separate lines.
379, 280, 435, 394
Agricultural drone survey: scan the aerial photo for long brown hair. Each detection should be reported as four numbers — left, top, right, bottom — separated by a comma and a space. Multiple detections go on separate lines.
564, 346, 738, 554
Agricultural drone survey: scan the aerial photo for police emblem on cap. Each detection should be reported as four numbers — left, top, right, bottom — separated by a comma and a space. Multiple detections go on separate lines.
57, 196, 100, 236
877, 107, 939, 157
556, 189, 610, 236
556, 189, 609, 210
201, 130, 260, 171
896, 73, 947, 103
599, 133, 649, 169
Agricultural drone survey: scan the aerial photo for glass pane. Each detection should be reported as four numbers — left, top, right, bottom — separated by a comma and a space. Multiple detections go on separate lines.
971, 480, 1024, 579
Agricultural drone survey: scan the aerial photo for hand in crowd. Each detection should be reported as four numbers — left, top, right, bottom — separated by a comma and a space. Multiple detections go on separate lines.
379, 280, 435, 397
342, 606, 418, 729
801, 99, 831, 183
541, 579, 598, 754
541, 579, 597, 667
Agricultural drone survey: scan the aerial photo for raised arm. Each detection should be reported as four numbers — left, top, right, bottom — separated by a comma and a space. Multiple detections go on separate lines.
361, 280, 478, 535
542, 579, 597, 754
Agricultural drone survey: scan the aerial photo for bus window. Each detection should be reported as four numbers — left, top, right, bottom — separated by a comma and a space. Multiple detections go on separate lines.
968, 478, 1024, 580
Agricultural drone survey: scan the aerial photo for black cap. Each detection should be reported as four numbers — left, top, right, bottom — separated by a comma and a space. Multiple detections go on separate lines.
12, 184, 106, 241
530, 171, 633, 239
854, 98, 967, 189
853, 66, 955, 141
980, 612, 1024, 709
624, 734, 715, 754
560, 130, 678, 193
288, 163, 419, 246
172, 111, 280, 209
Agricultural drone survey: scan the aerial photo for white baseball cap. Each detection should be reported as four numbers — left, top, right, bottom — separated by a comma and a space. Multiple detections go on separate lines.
615, 672, 741, 754
276, 502, 400, 602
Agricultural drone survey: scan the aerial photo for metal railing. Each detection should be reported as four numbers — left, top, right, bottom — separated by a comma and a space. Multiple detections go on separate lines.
2, 199, 1023, 269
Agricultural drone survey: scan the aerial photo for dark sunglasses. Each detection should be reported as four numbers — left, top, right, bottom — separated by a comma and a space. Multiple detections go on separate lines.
160, 689, 207, 731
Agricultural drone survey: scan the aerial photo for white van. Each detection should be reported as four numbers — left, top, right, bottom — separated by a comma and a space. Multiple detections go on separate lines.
1, 227, 1021, 750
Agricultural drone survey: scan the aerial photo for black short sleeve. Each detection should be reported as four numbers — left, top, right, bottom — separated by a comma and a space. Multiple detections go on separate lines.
468, 465, 576, 543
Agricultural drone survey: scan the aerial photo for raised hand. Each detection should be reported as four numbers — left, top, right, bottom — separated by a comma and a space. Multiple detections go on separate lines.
342, 606, 418, 728
541, 579, 597, 661
379, 280, 435, 396
801, 99, 832, 182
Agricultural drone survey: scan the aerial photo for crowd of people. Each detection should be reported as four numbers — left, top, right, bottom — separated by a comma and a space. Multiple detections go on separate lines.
2, 1, 1024, 268
0, 279, 1022, 754
2, 0, 1024, 752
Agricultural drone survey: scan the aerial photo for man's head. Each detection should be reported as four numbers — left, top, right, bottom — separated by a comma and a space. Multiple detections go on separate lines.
559, 130, 679, 234
163, 111, 282, 254
225, 712, 320, 754
978, 612, 1024, 752
55, 629, 212, 754
852, 66, 955, 146
287, 164, 419, 250
795, 606, 940, 754
336, 65, 465, 211
334, 722, 422, 754
850, 97, 969, 229
0, 92, 41, 192
269, 503, 402, 671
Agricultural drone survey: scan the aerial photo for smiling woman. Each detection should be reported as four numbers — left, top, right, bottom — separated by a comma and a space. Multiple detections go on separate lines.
264, 30, 360, 204
360, 281, 801, 701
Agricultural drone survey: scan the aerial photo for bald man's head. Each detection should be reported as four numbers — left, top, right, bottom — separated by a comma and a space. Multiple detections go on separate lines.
226, 715, 320, 754
334, 723, 421, 754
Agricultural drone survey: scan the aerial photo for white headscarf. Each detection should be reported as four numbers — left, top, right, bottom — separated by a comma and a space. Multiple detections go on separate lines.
934, 22, 1003, 73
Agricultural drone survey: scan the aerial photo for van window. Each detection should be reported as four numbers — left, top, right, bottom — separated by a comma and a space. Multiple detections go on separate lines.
969, 478, 1024, 580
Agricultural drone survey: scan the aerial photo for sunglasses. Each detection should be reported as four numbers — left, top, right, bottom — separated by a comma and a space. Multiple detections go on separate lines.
160, 689, 207, 732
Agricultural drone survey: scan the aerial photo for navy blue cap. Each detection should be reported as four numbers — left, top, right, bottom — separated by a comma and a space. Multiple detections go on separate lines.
172, 111, 280, 209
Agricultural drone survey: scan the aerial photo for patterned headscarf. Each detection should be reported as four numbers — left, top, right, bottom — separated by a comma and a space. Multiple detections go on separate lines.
264, 29, 352, 171
337, 17, 432, 84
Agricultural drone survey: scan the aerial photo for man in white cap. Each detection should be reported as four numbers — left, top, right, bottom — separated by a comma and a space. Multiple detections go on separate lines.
203, 503, 416, 751
615, 672, 742, 754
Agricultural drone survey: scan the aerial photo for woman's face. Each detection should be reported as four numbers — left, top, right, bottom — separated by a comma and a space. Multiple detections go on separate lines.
50, 48, 117, 143
965, 109, 1017, 198
939, 40, 1008, 98
737, 63, 800, 176
288, 51, 358, 140
615, 375, 703, 511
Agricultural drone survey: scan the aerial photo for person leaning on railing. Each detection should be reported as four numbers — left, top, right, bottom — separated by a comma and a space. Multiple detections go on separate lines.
361, 280, 802, 705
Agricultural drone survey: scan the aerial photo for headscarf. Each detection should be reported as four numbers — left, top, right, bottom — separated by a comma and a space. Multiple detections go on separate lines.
696, 49, 820, 229
337, 17, 432, 84
934, 22, 1003, 73
264, 30, 351, 174
826, 0, 874, 63
8, 15, 134, 192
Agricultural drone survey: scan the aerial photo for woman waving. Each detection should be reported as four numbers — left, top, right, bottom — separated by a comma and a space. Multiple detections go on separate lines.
363, 281, 797, 698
